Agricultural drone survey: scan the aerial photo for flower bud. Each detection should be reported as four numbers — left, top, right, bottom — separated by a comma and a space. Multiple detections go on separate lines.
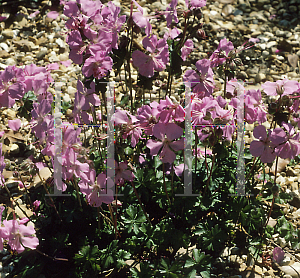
215, 128, 223, 139
111, 200, 122, 210
196, 29, 206, 39
234, 58, 243, 66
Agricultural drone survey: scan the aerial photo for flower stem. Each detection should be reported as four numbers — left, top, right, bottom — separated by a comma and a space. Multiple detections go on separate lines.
245, 156, 258, 182
163, 163, 172, 206
204, 153, 216, 196
194, 126, 198, 182
38, 172, 62, 223
224, 73, 227, 98
127, 23, 134, 114
131, 181, 152, 226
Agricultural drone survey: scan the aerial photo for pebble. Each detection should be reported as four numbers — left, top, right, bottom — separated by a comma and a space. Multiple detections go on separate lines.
36, 47, 48, 59
255, 72, 266, 83
2, 29, 14, 38
0, 42, 9, 52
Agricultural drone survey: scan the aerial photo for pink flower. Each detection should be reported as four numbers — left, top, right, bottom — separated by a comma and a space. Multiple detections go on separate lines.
275, 122, 300, 159
114, 160, 135, 186
183, 59, 215, 96
30, 99, 52, 139
29, 11, 40, 18
185, 0, 206, 9
137, 104, 159, 135
146, 123, 184, 164
63, 1, 80, 18
157, 96, 185, 123
3, 219, 39, 253
8, 119, 21, 131
273, 247, 284, 264
47, 11, 59, 19
0, 206, 8, 250
79, 170, 114, 207
163, 27, 181, 40
77, 80, 100, 107
209, 38, 234, 67
82, 49, 113, 79
33, 200, 41, 211
114, 109, 143, 147
66, 30, 85, 64
261, 79, 300, 96
0, 66, 25, 108
131, 0, 152, 36
99, 2, 126, 49
132, 12, 152, 37
181, 39, 194, 61
132, 35, 169, 78
166, 0, 178, 27
250, 125, 286, 163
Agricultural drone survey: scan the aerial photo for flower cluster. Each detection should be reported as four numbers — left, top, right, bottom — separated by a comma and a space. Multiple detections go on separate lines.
0, 207, 39, 253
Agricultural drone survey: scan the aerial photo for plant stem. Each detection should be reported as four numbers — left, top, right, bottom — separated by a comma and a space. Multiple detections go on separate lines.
97, 207, 102, 234
204, 153, 216, 196
273, 155, 279, 186
38, 172, 62, 223
163, 163, 172, 206
245, 157, 258, 182
131, 181, 152, 225
127, 23, 134, 113
224, 73, 227, 98
171, 162, 174, 196
194, 126, 198, 183
166, 68, 172, 97
72, 179, 82, 208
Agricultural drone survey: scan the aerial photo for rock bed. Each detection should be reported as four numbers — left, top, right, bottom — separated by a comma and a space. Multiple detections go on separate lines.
1, 0, 300, 277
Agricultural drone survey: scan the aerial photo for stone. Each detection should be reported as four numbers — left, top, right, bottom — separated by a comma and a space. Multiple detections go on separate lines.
266, 41, 277, 48
280, 262, 300, 278
220, 247, 230, 257
5, 58, 15, 65
2, 29, 14, 38
280, 256, 292, 266
278, 237, 287, 248
289, 6, 298, 13
36, 47, 48, 59
0, 42, 9, 52
0, 50, 10, 58
262, 50, 269, 57
255, 73, 266, 83
13, 39, 34, 52
236, 71, 248, 80
288, 195, 300, 209
9, 144, 19, 155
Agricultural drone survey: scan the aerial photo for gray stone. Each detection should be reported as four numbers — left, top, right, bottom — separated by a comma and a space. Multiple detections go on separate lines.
262, 50, 269, 57
255, 73, 266, 83
266, 41, 277, 48
236, 71, 248, 80
276, 30, 286, 37
36, 47, 48, 59
233, 9, 243, 16
288, 194, 300, 208
289, 6, 298, 13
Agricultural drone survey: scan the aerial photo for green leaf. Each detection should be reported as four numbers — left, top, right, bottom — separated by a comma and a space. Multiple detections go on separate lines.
185, 259, 196, 268
200, 270, 211, 278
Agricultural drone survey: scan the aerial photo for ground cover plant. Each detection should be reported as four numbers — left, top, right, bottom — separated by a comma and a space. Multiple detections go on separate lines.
0, 0, 300, 277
